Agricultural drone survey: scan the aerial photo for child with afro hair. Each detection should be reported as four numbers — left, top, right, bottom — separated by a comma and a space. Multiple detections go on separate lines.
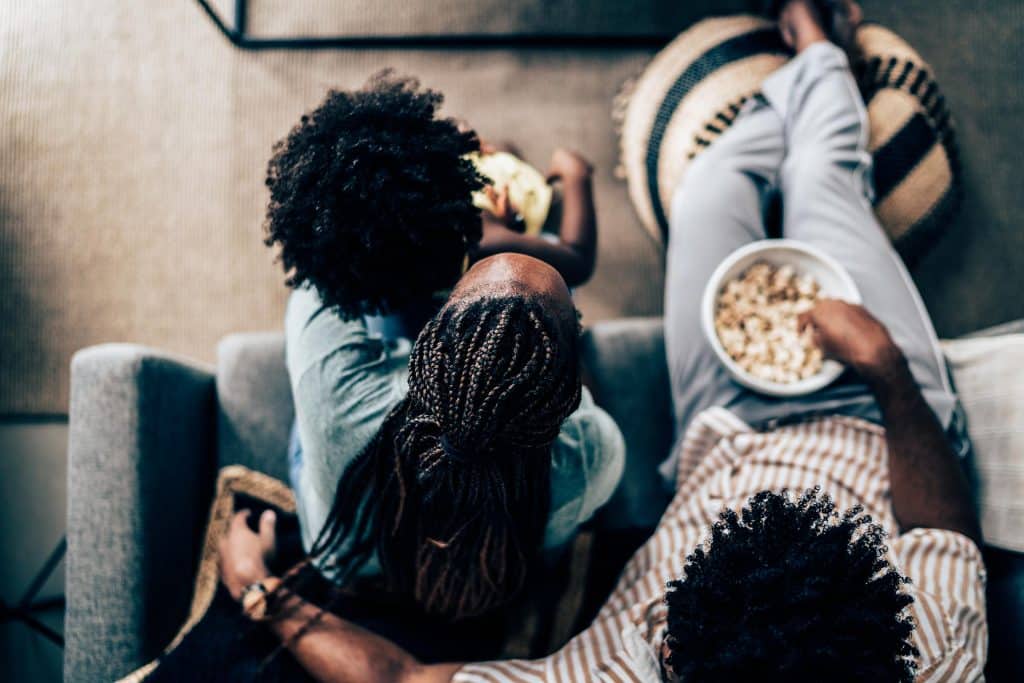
264, 70, 597, 332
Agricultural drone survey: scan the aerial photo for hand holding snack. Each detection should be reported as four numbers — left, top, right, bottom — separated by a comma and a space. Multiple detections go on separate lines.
482, 184, 524, 231
470, 150, 553, 235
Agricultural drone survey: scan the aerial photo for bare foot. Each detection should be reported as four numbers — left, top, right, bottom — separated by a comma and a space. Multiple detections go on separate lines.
777, 0, 863, 54
779, 0, 828, 52
831, 1, 863, 54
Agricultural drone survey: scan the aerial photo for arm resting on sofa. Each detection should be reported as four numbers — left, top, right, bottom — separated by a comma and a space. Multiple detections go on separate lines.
66, 344, 217, 683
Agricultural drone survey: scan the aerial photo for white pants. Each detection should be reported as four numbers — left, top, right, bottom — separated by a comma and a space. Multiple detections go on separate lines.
662, 43, 957, 480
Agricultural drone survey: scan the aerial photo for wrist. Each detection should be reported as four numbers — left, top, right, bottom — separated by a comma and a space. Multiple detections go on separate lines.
225, 556, 271, 602
558, 169, 592, 184
241, 575, 283, 621
854, 342, 905, 385
237, 558, 271, 590
861, 347, 914, 398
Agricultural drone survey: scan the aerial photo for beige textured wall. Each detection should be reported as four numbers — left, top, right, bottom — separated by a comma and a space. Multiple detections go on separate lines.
4, 0, 1024, 414
0, 1, 672, 414
1, 1, 287, 413
242, 0, 746, 36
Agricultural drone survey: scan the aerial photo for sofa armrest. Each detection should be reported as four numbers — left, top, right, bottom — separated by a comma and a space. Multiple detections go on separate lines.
65, 345, 217, 683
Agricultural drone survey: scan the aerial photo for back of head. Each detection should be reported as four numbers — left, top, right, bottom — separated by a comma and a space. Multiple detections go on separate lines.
314, 294, 582, 620
664, 489, 918, 682
264, 71, 484, 319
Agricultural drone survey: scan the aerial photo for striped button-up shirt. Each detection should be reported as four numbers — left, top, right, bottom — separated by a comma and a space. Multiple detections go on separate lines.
454, 408, 988, 683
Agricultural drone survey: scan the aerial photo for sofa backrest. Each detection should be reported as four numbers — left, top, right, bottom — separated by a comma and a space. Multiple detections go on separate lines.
580, 318, 675, 529
216, 332, 294, 482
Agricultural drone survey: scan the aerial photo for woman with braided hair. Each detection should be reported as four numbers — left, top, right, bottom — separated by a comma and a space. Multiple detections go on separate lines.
312, 285, 583, 620
284, 252, 625, 623
148, 257, 617, 682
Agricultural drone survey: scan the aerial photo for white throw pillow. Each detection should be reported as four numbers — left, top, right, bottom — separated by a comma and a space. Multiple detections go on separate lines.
942, 334, 1024, 552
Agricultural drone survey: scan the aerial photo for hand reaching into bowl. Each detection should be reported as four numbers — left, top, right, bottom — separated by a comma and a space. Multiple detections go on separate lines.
799, 299, 905, 386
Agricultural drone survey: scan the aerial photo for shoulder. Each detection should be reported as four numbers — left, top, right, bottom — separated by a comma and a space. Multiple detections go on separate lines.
286, 287, 411, 486
556, 386, 626, 472
286, 287, 410, 408
890, 529, 988, 681
556, 387, 626, 501
541, 388, 625, 546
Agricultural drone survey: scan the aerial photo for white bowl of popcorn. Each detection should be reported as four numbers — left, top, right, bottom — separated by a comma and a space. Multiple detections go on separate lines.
702, 240, 861, 397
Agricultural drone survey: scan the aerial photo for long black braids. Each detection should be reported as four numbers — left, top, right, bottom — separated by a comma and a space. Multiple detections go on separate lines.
310, 293, 582, 621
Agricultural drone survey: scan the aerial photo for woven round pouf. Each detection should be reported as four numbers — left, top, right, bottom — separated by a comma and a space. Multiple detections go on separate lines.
615, 15, 959, 264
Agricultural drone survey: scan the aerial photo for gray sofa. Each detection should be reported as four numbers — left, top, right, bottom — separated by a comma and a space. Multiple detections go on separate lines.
66, 319, 1023, 682
64, 319, 673, 682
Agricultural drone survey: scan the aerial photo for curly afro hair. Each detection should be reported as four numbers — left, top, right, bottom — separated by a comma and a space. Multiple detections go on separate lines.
664, 489, 918, 682
264, 71, 485, 319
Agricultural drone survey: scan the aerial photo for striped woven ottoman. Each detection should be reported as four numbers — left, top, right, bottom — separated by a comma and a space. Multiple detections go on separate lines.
615, 15, 959, 264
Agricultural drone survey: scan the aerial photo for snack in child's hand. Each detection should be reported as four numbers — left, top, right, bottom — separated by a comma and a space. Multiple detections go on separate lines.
469, 152, 553, 236
714, 261, 824, 384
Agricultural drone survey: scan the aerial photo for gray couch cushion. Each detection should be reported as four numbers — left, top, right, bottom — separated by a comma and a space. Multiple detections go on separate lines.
216, 332, 293, 482
581, 318, 674, 529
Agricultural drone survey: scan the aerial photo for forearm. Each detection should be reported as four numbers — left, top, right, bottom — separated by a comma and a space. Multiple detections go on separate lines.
555, 175, 597, 284
870, 354, 981, 544
267, 590, 459, 683
800, 300, 981, 543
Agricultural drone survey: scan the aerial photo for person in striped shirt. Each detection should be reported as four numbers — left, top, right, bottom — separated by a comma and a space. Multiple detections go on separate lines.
217, 0, 987, 680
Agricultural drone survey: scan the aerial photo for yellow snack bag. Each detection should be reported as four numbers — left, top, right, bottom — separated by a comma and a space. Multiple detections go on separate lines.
469, 152, 554, 236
